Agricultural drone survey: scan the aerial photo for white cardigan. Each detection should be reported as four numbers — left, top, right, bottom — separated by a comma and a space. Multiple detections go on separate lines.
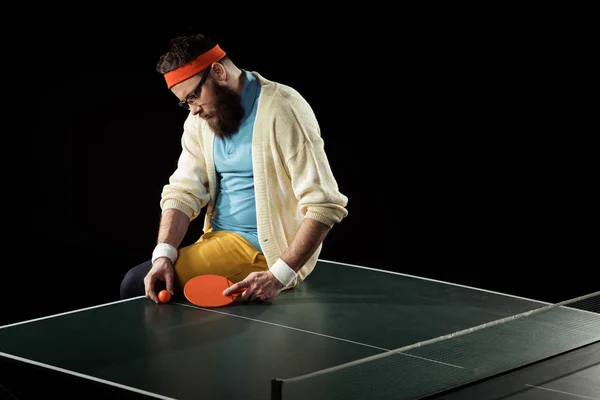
160, 71, 349, 286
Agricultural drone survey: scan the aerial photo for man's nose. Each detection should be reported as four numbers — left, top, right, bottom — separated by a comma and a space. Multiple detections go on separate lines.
190, 104, 202, 115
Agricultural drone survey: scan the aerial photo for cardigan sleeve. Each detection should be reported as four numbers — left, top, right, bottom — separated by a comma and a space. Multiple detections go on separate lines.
159, 114, 211, 220
271, 88, 349, 227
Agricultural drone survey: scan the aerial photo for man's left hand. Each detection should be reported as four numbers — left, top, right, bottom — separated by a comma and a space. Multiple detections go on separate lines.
223, 271, 284, 302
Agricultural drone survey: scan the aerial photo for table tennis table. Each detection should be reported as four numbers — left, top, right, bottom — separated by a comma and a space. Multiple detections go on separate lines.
1, 259, 598, 399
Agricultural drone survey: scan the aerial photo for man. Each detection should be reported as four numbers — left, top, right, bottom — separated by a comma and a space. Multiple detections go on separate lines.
119, 33, 348, 304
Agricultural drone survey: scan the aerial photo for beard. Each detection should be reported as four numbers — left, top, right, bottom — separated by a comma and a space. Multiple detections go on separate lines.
206, 81, 244, 139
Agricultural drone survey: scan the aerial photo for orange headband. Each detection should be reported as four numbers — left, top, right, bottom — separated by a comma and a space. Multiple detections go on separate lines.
164, 45, 226, 89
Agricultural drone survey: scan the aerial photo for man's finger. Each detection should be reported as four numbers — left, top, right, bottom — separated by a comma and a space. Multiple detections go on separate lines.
148, 288, 159, 303
145, 277, 159, 303
239, 287, 253, 301
146, 288, 159, 303
165, 273, 175, 296
223, 280, 248, 296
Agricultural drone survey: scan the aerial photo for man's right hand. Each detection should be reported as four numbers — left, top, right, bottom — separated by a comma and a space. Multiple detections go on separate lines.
144, 257, 175, 303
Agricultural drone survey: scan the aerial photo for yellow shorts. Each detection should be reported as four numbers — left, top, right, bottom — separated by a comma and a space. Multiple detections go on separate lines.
173, 231, 268, 291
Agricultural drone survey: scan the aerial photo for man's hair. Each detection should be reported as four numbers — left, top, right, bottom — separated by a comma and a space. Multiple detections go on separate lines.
156, 33, 228, 74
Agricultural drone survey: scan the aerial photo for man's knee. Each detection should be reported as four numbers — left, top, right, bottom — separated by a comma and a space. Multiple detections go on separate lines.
120, 268, 140, 299
119, 261, 150, 299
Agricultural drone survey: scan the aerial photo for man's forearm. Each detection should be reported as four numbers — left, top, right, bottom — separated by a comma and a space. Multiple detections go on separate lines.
157, 208, 190, 248
280, 218, 332, 272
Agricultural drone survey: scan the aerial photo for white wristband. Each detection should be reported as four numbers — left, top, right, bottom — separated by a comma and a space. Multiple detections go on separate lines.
152, 243, 178, 265
270, 258, 297, 286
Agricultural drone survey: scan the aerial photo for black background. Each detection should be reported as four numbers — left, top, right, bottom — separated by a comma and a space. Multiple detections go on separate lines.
4, 9, 596, 327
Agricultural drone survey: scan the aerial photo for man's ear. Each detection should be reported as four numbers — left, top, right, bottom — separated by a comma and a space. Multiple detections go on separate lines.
211, 62, 227, 82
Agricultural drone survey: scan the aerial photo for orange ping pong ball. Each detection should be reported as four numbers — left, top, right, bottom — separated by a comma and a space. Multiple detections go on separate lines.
158, 290, 171, 303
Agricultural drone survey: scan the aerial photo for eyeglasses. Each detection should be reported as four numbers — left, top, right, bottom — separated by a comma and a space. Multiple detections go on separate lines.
178, 68, 211, 110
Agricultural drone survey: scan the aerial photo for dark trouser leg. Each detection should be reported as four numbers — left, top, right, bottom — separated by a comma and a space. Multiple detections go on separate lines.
119, 260, 165, 299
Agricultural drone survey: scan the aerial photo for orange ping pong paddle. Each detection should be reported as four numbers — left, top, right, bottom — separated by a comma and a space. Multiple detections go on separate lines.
183, 274, 245, 307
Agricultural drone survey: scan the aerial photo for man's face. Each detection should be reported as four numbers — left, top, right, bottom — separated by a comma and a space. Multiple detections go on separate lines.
172, 68, 244, 139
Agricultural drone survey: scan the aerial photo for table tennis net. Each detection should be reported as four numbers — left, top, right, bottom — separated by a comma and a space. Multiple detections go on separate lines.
272, 290, 600, 400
